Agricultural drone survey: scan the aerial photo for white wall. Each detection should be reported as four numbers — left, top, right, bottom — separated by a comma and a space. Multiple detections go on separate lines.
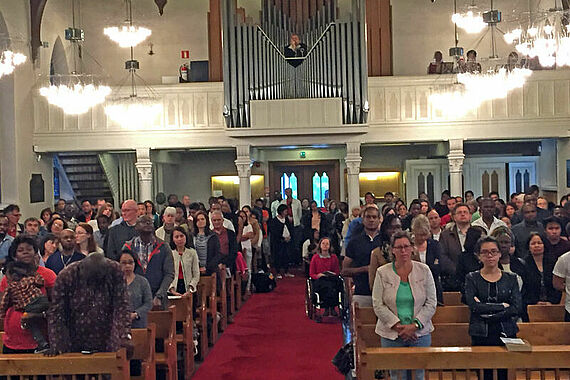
160, 150, 238, 204
557, 138, 570, 199
392, 0, 533, 76
40, 0, 210, 85
0, 3, 54, 218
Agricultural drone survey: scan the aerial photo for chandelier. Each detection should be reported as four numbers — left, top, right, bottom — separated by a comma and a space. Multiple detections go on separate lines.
430, 1, 532, 117
452, 1, 486, 34
503, 7, 570, 68
40, 78, 111, 115
105, 95, 162, 129
39, 0, 111, 115
0, 50, 27, 79
104, 0, 151, 48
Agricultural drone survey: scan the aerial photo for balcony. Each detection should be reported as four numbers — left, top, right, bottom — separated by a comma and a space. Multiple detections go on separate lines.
32, 71, 570, 152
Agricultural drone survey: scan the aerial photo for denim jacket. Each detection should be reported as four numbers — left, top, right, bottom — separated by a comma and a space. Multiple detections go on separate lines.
464, 271, 521, 337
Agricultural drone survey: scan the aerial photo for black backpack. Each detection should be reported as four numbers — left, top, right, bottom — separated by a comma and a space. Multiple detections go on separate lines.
251, 271, 277, 293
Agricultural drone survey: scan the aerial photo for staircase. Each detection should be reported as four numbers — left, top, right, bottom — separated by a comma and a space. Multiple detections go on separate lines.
57, 153, 113, 202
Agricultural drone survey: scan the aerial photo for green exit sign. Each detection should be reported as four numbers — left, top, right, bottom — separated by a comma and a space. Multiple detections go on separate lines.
299, 151, 306, 158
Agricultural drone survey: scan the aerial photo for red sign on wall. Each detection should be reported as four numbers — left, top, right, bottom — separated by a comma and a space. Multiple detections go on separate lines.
181, 50, 190, 59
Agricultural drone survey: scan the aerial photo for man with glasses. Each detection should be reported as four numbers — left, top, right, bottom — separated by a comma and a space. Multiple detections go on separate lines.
3, 205, 23, 238
440, 203, 472, 291
104, 200, 139, 261
342, 205, 382, 307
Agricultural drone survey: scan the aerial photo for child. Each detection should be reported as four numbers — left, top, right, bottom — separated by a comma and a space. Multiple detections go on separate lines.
0, 261, 50, 352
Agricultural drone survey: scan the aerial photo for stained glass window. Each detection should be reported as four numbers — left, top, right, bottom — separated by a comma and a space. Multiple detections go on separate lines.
321, 172, 329, 202
281, 172, 298, 199
313, 172, 322, 206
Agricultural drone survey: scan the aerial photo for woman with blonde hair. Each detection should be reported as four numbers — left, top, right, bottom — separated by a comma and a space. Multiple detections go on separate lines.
411, 214, 443, 305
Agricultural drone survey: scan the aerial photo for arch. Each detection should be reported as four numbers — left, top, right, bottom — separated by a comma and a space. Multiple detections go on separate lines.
50, 36, 68, 84
0, 10, 16, 203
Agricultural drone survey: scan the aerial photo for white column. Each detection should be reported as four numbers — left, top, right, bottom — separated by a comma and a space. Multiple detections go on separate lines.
235, 145, 252, 208
345, 142, 362, 211
447, 139, 465, 197
135, 148, 153, 202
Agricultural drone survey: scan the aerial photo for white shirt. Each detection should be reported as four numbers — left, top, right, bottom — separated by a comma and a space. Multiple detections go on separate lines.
209, 216, 235, 232
418, 250, 427, 264
553, 251, 570, 313
432, 231, 441, 241
241, 224, 253, 251
472, 216, 507, 234
277, 215, 290, 239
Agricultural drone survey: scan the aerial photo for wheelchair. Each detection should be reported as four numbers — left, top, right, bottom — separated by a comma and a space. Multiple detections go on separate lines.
304, 274, 347, 322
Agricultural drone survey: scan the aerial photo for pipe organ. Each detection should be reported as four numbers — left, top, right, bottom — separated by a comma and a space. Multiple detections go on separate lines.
222, 0, 369, 127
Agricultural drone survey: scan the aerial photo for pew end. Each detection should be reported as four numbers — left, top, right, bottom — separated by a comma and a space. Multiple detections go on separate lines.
131, 324, 156, 380
169, 293, 195, 378
148, 305, 178, 380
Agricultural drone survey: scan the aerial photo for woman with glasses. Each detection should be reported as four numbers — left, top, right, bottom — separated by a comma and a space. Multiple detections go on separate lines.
372, 231, 437, 380
465, 236, 521, 380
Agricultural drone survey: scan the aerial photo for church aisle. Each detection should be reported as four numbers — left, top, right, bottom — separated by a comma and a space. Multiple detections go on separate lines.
192, 274, 344, 380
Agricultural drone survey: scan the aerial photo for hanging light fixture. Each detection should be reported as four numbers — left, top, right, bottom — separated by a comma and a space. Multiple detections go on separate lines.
430, 0, 531, 116
0, 50, 27, 79
104, 0, 151, 48
452, 1, 486, 34
104, 14, 162, 129
503, 2, 570, 68
39, 0, 111, 115
0, 33, 27, 79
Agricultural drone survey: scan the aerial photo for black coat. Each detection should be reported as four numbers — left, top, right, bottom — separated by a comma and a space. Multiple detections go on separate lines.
465, 271, 521, 338
521, 254, 562, 314
218, 229, 238, 274
414, 239, 444, 304
269, 217, 294, 250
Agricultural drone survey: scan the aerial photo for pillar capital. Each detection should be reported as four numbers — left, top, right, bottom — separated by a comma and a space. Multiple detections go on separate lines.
235, 145, 252, 207
345, 142, 362, 175
135, 148, 153, 181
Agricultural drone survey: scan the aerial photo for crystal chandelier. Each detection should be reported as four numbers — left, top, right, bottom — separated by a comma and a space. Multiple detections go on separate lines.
39, 0, 111, 115
503, 6, 570, 68
430, 1, 532, 117
0, 50, 27, 79
452, 1, 486, 35
40, 80, 111, 115
104, 0, 151, 48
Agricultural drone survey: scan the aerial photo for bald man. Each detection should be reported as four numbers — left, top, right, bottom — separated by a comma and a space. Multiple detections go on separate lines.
104, 200, 139, 261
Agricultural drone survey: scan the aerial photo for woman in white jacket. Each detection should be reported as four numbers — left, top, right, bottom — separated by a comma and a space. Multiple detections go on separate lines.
169, 226, 200, 295
372, 230, 437, 380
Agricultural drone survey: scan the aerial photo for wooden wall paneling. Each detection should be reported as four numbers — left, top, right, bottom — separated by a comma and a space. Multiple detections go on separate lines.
366, 0, 392, 76
208, 0, 223, 81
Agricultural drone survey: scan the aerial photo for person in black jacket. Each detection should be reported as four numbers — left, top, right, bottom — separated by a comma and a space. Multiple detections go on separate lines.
465, 236, 521, 380
269, 204, 294, 279
302, 200, 331, 241
456, 226, 487, 303
211, 211, 238, 275
520, 232, 562, 321
191, 211, 221, 276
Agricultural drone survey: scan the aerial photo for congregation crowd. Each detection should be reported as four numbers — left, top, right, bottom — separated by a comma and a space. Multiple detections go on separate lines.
0, 185, 569, 373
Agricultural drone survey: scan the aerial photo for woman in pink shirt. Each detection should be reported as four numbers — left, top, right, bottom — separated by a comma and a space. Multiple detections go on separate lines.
309, 238, 340, 316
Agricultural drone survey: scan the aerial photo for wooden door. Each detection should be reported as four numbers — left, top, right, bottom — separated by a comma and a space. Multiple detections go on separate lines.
269, 160, 340, 205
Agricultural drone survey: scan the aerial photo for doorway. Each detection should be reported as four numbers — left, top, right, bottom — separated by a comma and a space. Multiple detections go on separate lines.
269, 161, 340, 206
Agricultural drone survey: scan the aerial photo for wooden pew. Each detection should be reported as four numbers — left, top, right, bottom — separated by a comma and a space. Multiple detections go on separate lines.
433, 305, 470, 323
518, 322, 570, 345
168, 293, 195, 378
443, 291, 462, 306
0, 348, 130, 378
359, 346, 570, 380
354, 305, 470, 325
216, 269, 228, 331
226, 271, 236, 317
131, 324, 156, 380
196, 274, 218, 356
527, 304, 566, 322
234, 272, 242, 310
148, 305, 178, 380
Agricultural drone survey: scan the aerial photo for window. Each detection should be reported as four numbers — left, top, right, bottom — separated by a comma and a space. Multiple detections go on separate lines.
311, 172, 330, 207
281, 172, 298, 199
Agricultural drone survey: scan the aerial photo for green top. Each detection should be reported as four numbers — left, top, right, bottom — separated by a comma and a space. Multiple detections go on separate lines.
393, 262, 414, 325
471, 211, 481, 222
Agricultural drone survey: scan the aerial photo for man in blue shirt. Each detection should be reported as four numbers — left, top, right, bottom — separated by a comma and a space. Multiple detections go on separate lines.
341, 205, 382, 307
0, 215, 14, 262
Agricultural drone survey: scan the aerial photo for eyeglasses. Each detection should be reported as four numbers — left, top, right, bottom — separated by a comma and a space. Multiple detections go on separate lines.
393, 244, 412, 251
480, 249, 501, 256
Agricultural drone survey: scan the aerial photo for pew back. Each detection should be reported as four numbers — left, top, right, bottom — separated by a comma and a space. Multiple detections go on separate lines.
527, 304, 566, 322
359, 346, 570, 380
354, 305, 471, 325
443, 291, 462, 306
131, 324, 156, 380
0, 349, 130, 379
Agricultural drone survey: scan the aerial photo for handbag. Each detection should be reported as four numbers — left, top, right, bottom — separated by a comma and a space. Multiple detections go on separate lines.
331, 342, 354, 375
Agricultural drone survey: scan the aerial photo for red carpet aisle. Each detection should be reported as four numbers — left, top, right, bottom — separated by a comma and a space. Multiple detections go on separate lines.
192, 275, 344, 380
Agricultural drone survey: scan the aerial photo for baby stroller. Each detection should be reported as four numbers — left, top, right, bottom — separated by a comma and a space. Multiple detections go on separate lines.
305, 274, 346, 322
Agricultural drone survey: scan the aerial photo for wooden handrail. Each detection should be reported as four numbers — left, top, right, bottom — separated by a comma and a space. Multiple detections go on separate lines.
0, 349, 129, 378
